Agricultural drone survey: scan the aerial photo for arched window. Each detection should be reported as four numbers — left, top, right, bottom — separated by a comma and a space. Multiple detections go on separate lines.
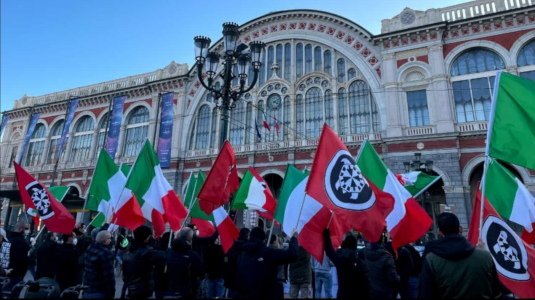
229, 102, 245, 145
23, 123, 46, 167
518, 40, 535, 81
70, 116, 94, 162
95, 113, 109, 157
188, 120, 196, 151
295, 94, 304, 138
325, 90, 334, 128
296, 43, 303, 79
407, 90, 430, 126
284, 43, 292, 81
305, 44, 313, 74
259, 48, 266, 86
283, 96, 291, 140
245, 103, 253, 144
305, 87, 323, 138
337, 58, 346, 83
266, 94, 283, 141
338, 88, 348, 135
451, 49, 504, 123
124, 106, 149, 157
324, 50, 332, 75
210, 108, 218, 148
194, 105, 210, 150
276, 44, 283, 78
47, 120, 66, 164
267, 46, 274, 79
314, 46, 322, 72
348, 68, 357, 80
348, 81, 371, 134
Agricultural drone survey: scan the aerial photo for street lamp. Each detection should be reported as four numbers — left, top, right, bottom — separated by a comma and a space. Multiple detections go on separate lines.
193, 22, 265, 150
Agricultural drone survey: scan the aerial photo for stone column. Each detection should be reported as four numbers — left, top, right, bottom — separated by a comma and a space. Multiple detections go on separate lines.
428, 44, 455, 133
383, 53, 403, 138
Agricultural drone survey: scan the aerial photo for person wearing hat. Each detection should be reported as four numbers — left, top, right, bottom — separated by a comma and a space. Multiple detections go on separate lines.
236, 227, 298, 299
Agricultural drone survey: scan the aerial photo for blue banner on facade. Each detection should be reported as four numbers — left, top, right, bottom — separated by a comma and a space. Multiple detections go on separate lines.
57, 98, 79, 162
106, 96, 126, 159
18, 113, 41, 164
0, 114, 9, 140
157, 92, 174, 168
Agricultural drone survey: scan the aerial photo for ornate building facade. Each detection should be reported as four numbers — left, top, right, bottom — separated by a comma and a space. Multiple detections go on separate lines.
2, 0, 535, 236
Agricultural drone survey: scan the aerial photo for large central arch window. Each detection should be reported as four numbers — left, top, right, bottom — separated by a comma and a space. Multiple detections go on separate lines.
518, 40, 535, 82
193, 105, 211, 150
23, 123, 46, 167
47, 120, 67, 164
70, 116, 94, 162
124, 106, 149, 157
304, 87, 323, 138
229, 102, 246, 145
450, 48, 505, 123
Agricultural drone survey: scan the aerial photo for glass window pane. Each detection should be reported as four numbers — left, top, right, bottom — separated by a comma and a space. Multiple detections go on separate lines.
195, 105, 211, 150
314, 46, 322, 72
245, 103, 252, 144
276, 44, 283, 78
76, 116, 94, 133
305, 87, 322, 138
210, 108, 218, 148
295, 95, 304, 138
267, 46, 274, 79
337, 58, 346, 83
520, 70, 535, 82
305, 44, 312, 75
338, 88, 348, 135
283, 96, 291, 140
348, 68, 357, 80
349, 81, 370, 133
229, 102, 246, 145
284, 43, 292, 81
296, 43, 303, 79
259, 49, 266, 86
324, 50, 332, 75
517, 40, 535, 67
407, 90, 429, 126
324, 90, 334, 128
451, 49, 505, 76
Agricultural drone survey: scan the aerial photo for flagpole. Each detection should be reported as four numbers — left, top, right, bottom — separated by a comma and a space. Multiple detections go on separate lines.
326, 210, 334, 229
355, 138, 368, 162
167, 228, 173, 249
181, 197, 197, 229
294, 191, 307, 233
187, 171, 197, 211
479, 71, 501, 239
413, 175, 443, 198
266, 220, 275, 246
80, 151, 102, 224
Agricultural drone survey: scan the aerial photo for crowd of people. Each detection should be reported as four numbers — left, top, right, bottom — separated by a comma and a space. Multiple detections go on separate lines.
0, 212, 514, 299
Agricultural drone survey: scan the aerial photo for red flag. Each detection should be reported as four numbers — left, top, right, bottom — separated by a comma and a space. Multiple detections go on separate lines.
522, 228, 535, 245
193, 218, 216, 237
213, 207, 240, 253
306, 124, 394, 243
468, 185, 535, 298
198, 141, 239, 215
14, 163, 75, 235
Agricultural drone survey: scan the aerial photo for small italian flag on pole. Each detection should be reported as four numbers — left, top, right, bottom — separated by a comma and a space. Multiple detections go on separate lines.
262, 110, 270, 131
395, 172, 442, 198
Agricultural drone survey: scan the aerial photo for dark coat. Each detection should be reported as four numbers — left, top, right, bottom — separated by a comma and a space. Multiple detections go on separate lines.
8, 231, 30, 278
324, 234, 370, 299
166, 238, 205, 298
363, 243, 400, 299
418, 234, 501, 299
203, 243, 224, 279
223, 239, 247, 290
236, 236, 298, 299
55, 243, 78, 291
289, 246, 312, 284
191, 231, 218, 263
403, 244, 422, 277
122, 241, 167, 297
36, 239, 58, 280
385, 242, 414, 281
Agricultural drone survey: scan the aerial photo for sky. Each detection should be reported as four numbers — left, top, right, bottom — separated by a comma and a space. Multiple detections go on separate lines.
1, 0, 466, 112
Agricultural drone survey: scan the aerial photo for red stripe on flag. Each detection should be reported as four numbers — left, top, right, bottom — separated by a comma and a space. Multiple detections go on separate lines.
161, 191, 187, 231
389, 198, 432, 252
113, 193, 146, 231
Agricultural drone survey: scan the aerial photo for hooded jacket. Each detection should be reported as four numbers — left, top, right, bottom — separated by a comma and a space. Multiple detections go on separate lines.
166, 238, 205, 298
236, 236, 298, 298
35, 239, 58, 280
122, 240, 167, 297
418, 234, 501, 299
363, 243, 400, 299
223, 239, 247, 290
289, 246, 312, 284
8, 231, 30, 278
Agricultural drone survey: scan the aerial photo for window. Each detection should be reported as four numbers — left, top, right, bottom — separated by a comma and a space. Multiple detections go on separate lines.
305, 87, 323, 138
194, 105, 210, 150
266, 94, 283, 141
337, 58, 346, 83
47, 120, 67, 164
295, 94, 304, 138
450, 49, 505, 76
305, 44, 312, 74
188, 120, 196, 151
124, 106, 149, 156
229, 102, 245, 145
324, 50, 332, 75
283, 96, 291, 140
348, 81, 371, 134
407, 90, 430, 126
245, 103, 253, 144
257, 101, 265, 142
276, 44, 283, 78
348, 68, 357, 80
453, 77, 494, 123
518, 40, 535, 81
233, 64, 239, 87
314, 46, 322, 72
259, 48, 266, 86
520, 71, 535, 82
70, 116, 94, 162
338, 88, 348, 135
210, 108, 218, 148
267, 46, 274, 79
325, 90, 334, 128
296, 43, 303, 79
8, 146, 18, 168
95, 113, 109, 157
23, 124, 46, 167
284, 43, 292, 81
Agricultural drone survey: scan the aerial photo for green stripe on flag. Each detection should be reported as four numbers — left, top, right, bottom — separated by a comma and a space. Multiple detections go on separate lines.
189, 171, 213, 221
485, 159, 518, 219
89, 212, 106, 228
184, 172, 197, 209
50, 186, 70, 202
356, 140, 388, 189
274, 165, 308, 225
232, 169, 254, 210
125, 141, 158, 207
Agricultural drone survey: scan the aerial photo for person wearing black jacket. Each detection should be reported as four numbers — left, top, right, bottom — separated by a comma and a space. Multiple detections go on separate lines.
362, 230, 400, 299
35, 232, 58, 280
223, 228, 250, 299
236, 227, 298, 299
55, 232, 78, 292
385, 242, 414, 299
187, 223, 218, 298
6, 221, 30, 292
402, 244, 422, 299
166, 227, 205, 298
122, 225, 167, 299
324, 229, 370, 299
204, 238, 225, 298
153, 232, 171, 299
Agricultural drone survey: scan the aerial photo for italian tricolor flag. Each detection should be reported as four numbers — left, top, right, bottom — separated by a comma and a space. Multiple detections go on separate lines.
357, 140, 432, 252
232, 167, 276, 220
262, 110, 270, 131
125, 140, 187, 237
87, 149, 145, 231
484, 158, 535, 244
395, 171, 442, 197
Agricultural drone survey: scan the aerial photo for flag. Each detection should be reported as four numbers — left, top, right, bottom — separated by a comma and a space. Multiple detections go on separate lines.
213, 207, 240, 253
255, 119, 262, 140
468, 186, 535, 298
184, 171, 197, 210
306, 124, 395, 244
14, 162, 75, 235
484, 158, 535, 241
189, 171, 213, 221
232, 167, 277, 220
274, 117, 280, 136
27, 186, 70, 229
487, 72, 535, 170
395, 172, 442, 197
357, 140, 432, 252
193, 218, 216, 237
125, 140, 187, 237
197, 141, 239, 216
274, 164, 346, 262
87, 149, 145, 231
261, 110, 270, 131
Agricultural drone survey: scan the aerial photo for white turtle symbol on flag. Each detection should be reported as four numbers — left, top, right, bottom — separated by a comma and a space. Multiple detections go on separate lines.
493, 231, 521, 269
335, 158, 366, 199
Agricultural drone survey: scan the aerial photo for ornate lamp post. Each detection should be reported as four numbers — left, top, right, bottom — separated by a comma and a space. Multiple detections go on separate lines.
194, 22, 265, 149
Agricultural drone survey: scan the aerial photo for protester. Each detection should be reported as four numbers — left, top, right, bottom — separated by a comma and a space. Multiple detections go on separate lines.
204, 236, 225, 299
74, 226, 93, 285
187, 223, 218, 298
55, 232, 78, 291
385, 242, 414, 299
236, 227, 298, 298
418, 213, 501, 298
35, 231, 58, 279
290, 245, 312, 299
402, 243, 422, 299
7, 221, 30, 291
83, 230, 115, 299
166, 227, 205, 298
269, 234, 288, 299
122, 225, 167, 299
223, 228, 250, 298
153, 231, 171, 299
311, 252, 334, 299
324, 229, 370, 299
0, 229, 10, 271
362, 229, 400, 299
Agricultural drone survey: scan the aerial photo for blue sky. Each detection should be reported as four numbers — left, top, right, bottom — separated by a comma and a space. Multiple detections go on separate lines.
1, 0, 465, 112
